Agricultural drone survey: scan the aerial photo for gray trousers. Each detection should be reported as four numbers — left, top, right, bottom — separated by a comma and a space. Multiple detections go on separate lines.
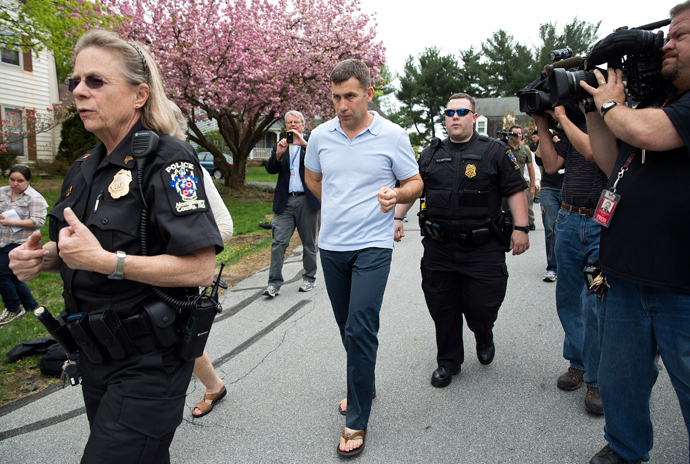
268, 194, 318, 288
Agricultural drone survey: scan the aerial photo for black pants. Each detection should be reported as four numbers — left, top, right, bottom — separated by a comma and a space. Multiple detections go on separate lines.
421, 238, 509, 371
80, 344, 194, 464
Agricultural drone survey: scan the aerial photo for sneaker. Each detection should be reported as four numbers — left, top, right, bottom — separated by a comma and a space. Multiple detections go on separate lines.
557, 367, 585, 390
0, 308, 26, 325
299, 280, 314, 292
585, 386, 604, 415
589, 444, 636, 464
543, 270, 557, 282
263, 286, 280, 297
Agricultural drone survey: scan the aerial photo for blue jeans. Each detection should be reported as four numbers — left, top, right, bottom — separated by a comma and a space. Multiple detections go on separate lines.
553, 209, 602, 386
540, 188, 561, 273
599, 275, 690, 463
0, 243, 38, 312
320, 247, 392, 431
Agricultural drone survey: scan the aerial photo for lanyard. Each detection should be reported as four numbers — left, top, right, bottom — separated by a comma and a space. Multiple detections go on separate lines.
611, 96, 670, 193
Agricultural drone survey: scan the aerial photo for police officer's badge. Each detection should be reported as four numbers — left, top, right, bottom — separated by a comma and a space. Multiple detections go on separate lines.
465, 164, 477, 178
165, 161, 206, 214
507, 149, 520, 170
109, 169, 132, 199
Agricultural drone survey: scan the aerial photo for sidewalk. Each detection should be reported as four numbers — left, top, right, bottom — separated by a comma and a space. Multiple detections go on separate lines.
0, 207, 686, 463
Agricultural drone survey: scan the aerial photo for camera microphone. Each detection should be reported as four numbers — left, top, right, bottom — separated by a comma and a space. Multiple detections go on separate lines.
544, 56, 585, 75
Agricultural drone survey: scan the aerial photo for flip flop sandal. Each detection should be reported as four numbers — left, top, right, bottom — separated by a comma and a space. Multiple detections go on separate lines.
336, 429, 366, 457
192, 386, 227, 418
338, 391, 376, 416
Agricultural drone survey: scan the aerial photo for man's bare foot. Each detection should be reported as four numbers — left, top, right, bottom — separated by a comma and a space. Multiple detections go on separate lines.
339, 398, 347, 415
339, 427, 365, 453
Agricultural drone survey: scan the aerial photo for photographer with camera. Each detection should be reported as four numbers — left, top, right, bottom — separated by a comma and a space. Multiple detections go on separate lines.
580, 3, 690, 463
531, 104, 608, 416
395, 93, 529, 389
263, 110, 320, 298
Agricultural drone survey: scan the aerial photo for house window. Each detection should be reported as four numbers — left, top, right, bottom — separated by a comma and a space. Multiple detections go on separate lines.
476, 116, 487, 136
1, 48, 19, 67
2, 107, 25, 156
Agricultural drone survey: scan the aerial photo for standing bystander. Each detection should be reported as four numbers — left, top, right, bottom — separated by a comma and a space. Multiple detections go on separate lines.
532, 104, 608, 415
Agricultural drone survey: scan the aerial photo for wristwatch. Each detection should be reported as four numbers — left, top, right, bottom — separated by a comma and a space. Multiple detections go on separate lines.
108, 250, 126, 280
600, 100, 620, 119
514, 226, 530, 234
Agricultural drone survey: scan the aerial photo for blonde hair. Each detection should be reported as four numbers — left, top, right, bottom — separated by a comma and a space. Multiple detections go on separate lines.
74, 29, 177, 136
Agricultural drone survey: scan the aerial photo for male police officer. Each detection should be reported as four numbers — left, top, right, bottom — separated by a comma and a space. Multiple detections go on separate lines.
396, 93, 529, 388
581, 2, 690, 462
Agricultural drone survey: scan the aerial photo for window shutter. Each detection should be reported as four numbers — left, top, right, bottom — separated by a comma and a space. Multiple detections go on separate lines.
22, 49, 32, 72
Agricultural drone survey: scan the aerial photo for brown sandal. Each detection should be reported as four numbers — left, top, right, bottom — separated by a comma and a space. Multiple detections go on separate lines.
336, 428, 366, 457
192, 386, 227, 417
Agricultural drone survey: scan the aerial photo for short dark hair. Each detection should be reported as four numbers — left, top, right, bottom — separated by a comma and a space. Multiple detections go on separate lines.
671, 0, 690, 17
9, 165, 31, 181
447, 93, 476, 112
509, 125, 522, 133
330, 59, 371, 92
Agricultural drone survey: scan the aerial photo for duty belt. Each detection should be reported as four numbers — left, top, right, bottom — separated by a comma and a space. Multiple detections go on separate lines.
561, 202, 595, 216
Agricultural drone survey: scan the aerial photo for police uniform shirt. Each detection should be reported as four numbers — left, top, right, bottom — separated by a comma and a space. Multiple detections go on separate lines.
49, 122, 223, 318
419, 132, 526, 229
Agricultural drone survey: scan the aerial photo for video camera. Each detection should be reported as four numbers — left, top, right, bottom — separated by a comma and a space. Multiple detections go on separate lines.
496, 131, 519, 144
517, 19, 670, 115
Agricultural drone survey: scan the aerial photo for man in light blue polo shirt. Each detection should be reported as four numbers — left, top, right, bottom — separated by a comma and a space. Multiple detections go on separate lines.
305, 59, 422, 458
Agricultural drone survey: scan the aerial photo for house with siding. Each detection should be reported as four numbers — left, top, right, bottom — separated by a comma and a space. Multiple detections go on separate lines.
1, 45, 61, 162
474, 97, 531, 137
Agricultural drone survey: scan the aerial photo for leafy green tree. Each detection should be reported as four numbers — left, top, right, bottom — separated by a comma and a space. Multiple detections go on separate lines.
56, 107, 99, 163
532, 18, 601, 72
479, 30, 534, 97
459, 46, 491, 98
0, 0, 120, 81
391, 46, 465, 146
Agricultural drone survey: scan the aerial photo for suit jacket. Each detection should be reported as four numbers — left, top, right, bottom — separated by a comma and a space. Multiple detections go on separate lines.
266, 136, 320, 214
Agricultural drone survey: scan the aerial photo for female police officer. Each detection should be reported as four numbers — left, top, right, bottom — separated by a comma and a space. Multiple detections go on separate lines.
9, 30, 222, 463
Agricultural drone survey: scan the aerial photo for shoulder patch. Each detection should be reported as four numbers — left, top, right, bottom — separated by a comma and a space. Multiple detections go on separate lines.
163, 160, 208, 215
507, 149, 520, 170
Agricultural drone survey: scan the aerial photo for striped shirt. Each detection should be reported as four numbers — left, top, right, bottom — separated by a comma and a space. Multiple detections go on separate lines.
556, 125, 608, 209
0, 184, 48, 247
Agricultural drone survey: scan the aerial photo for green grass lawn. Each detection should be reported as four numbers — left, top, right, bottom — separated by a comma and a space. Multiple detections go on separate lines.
244, 165, 278, 184
0, 174, 275, 403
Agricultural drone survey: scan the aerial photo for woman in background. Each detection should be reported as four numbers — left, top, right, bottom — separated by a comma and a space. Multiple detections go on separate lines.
0, 165, 47, 325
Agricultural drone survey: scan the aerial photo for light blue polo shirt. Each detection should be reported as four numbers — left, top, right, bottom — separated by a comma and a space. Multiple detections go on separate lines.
305, 112, 418, 251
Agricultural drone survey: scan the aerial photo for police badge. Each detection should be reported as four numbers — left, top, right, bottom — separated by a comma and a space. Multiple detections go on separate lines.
465, 164, 477, 178
109, 169, 132, 199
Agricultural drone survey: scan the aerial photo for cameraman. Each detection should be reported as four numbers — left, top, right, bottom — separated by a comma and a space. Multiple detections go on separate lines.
531, 105, 608, 415
581, 3, 690, 463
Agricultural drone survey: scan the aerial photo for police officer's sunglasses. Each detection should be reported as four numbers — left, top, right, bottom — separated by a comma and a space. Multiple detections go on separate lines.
65, 76, 111, 92
444, 109, 474, 117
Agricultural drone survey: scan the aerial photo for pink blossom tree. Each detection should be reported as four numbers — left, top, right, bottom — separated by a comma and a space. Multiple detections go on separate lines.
103, 0, 385, 189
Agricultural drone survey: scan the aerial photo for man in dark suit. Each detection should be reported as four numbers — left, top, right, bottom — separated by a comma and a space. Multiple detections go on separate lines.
264, 110, 320, 297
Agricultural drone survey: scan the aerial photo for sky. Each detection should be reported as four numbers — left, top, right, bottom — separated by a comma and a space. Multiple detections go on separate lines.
357, 0, 676, 77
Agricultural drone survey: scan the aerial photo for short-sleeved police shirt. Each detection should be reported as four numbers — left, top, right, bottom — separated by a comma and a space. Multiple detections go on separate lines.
49, 123, 223, 317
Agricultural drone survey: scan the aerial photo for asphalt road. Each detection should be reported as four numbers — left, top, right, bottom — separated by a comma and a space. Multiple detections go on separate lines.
0, 204, 687, 463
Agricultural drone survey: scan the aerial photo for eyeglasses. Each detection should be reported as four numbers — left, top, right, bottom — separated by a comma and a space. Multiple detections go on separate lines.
65, 76, 109, 92
444, 109, 473, 117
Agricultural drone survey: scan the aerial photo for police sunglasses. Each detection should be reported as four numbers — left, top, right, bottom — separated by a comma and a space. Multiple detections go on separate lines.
444, 109, 474, 117
65, 76, 108, 92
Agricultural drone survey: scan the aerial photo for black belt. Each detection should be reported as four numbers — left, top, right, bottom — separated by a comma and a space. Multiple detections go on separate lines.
289, 191, 305, 196
561, 203, 595, 216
